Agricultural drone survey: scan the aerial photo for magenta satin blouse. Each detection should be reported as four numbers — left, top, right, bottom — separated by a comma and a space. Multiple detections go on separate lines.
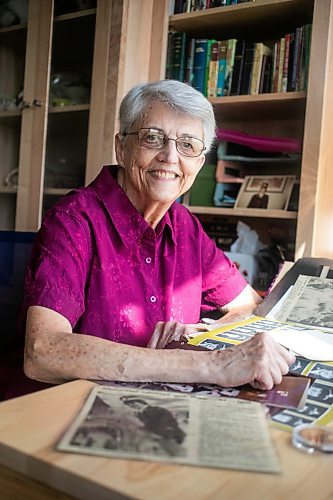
21, 166, 247, 347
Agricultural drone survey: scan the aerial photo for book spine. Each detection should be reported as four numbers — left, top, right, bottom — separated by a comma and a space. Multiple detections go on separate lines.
216, 40, 228, 96
230, 40, 246, 96
262, 56, 272, 94
287, 32, 295, 92
223, 38, 237, 96
184, 38, 196, 85
298, 24, 312, 91
165, 31, 175, 80
207, 40, 220, 97
303, 24, 312, 91
291, 27, 302, 91
174, 0, 185, 14
204, 39, 214, 96
192, 39, 208, 94
170, 32, 187, 81
282, 33, 291, 92
249, 42, 261, 95
240, 41, 255, 95
255, 44, 272, 94
277, 37, 285, 92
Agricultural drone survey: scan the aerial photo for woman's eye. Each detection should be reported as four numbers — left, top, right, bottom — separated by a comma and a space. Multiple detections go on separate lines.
145, 134, 160, 143
180, 141, 194, 151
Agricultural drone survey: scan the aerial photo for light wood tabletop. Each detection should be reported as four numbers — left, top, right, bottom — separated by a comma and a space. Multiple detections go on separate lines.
0, 379, 332, 500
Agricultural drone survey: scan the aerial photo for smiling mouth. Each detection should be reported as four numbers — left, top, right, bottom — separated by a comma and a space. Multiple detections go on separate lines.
149, 170, 179, 180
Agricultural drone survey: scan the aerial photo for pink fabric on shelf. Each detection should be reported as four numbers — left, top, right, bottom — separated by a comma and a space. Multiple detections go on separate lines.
216, 129, 302, 153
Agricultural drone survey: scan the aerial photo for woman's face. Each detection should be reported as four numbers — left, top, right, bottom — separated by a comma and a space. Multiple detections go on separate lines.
115, 101, 206, 212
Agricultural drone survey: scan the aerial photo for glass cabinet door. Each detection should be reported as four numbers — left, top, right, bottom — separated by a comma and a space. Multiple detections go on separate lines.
43, 1, 96, 215
0, 0, 29, 230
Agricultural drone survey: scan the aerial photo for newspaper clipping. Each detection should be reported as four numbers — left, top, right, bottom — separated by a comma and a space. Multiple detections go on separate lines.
274, 275, 333, 333
57, 385, 280, 473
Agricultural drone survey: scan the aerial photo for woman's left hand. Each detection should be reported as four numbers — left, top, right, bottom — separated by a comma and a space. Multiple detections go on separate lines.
147, 321, 210, 349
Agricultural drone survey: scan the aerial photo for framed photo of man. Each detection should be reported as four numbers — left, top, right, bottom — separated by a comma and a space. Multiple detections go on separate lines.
234, 175, 295, 210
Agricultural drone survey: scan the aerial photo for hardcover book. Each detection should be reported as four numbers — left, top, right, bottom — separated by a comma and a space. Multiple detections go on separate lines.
192, 38, 209, 94
216, 40, 228, 96
223, 38, 237, 96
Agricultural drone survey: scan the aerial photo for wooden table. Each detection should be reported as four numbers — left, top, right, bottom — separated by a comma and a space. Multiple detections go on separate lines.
0, 380, 332, 500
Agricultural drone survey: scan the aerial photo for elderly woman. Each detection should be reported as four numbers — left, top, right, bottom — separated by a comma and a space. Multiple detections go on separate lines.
23, 80, 294, 390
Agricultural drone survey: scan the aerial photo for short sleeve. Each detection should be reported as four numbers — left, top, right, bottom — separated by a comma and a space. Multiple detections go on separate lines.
200, 229, 248, 311
21, 208, 92, 328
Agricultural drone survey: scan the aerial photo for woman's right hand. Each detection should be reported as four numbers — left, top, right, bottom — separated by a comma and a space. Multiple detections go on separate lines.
207, 332, 295, 390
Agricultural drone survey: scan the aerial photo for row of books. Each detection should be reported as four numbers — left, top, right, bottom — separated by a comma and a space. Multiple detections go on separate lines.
172, 0, 251, 14
166, 24, 312, 97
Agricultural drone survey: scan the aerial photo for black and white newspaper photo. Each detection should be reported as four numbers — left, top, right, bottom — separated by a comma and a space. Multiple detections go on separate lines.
57, 386, 281, 473
274, 275, 333, 332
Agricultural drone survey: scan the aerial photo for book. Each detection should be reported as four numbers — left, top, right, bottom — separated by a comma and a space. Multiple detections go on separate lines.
184, 37, 195, 85
192, 38, 209, 94
277, 37, 285, 92
230, 39, 246, 95
258, 54, 272, 94
286, 32, 295, 92
207, 40, 220, 97
250, 42, 272, 95
204, 39, 215, 96
290, 27, 303, 91
239, 41, 255, 95
216, 39, 228, 96
223, 38, 237, 96
298, 24, 312, 91
282, 33, 291, 92
271, 40, 279, 93
165, 31, 175, 80
170, 31, 187, 81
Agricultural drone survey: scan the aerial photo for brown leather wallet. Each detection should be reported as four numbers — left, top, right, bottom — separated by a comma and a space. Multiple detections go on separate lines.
165, 340, 209, 351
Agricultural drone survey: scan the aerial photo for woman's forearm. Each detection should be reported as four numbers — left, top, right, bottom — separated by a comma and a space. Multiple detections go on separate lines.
25, 305, 295, 390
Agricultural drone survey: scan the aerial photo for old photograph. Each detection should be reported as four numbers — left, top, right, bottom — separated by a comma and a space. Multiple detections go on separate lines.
234, 175, 295, 210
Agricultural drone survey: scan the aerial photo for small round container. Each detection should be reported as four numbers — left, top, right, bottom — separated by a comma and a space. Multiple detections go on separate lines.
292, 424, 333, 454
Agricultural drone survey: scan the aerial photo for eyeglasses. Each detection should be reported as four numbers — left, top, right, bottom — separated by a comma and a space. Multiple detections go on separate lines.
123, 127, 206, 157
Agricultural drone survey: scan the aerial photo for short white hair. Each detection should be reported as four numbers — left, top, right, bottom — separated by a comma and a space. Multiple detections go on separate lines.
118, 80, 216, 153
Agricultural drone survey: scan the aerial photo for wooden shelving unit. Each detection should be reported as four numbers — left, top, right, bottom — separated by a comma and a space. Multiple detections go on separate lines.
166, 0, 333, 259
0, 0, 331, 260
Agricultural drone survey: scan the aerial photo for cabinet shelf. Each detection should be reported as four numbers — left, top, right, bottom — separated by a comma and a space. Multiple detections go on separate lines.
43, 188, 72, 196
54, 8, 97, 23
0, 23, 27, 34
0, 110, 22, 120
48, 104, 90, 114
169, 0, 314, 38
187, 206, 298, 219
210, 92, 306, 120
0, 187, 17, 194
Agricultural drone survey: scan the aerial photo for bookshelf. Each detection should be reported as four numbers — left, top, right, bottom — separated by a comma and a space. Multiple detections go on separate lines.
0, 0, 331, 259
166, 0, 333, 259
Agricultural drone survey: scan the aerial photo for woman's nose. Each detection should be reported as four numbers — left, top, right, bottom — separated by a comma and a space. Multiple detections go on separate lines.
156, 139, 179, 163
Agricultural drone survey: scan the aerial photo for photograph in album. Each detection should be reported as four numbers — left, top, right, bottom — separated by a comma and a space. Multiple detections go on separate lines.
235, 175, 295, 210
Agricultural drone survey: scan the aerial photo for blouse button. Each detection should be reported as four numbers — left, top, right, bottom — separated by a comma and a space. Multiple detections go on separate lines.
150, 295, 157, 303
145, 257, 152, 264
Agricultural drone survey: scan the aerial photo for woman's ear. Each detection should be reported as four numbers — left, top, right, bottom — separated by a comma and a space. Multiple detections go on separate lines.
198, 153, 206, 170
115, 133, 125, 167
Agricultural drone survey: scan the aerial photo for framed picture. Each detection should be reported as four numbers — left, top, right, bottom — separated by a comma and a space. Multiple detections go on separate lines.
234, 175, 295, 210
